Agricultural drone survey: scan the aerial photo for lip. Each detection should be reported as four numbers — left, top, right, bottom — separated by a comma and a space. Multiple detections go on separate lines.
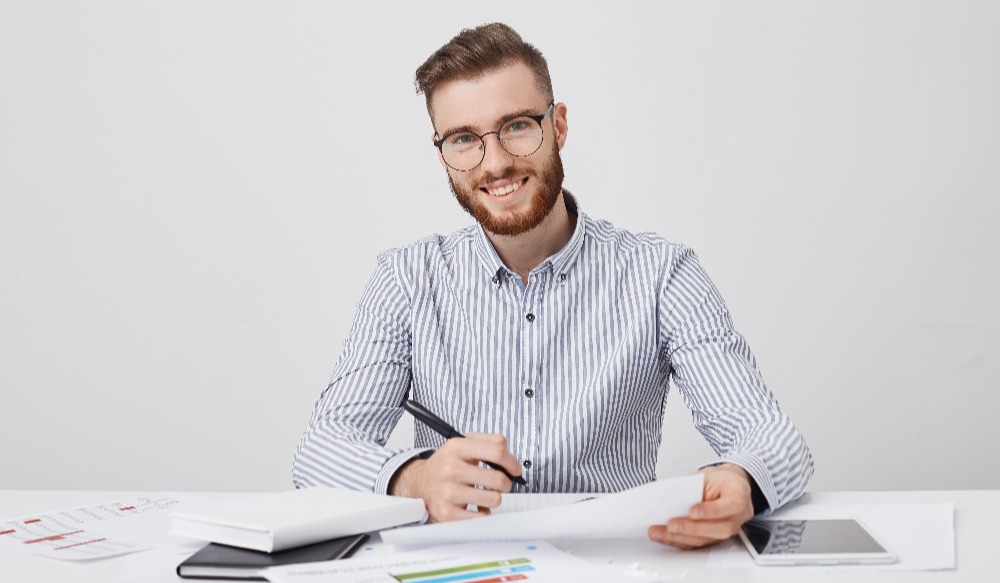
480, 177, 528, 199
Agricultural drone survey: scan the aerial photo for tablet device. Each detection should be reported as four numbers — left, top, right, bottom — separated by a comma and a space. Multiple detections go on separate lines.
738, 518, 897, 566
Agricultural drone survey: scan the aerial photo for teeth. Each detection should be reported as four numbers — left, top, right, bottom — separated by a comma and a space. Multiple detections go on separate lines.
488, 182, 519, 197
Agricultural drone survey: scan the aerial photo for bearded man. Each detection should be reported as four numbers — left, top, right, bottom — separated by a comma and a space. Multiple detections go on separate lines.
293, 22, 813, 549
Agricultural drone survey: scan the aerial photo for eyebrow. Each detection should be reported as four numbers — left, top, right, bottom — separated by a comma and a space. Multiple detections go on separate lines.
437, 107, 541, 139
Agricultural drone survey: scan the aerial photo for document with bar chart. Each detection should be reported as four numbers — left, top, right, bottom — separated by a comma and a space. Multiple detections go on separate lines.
0, 494, 204, 560
264, 540, 660, 583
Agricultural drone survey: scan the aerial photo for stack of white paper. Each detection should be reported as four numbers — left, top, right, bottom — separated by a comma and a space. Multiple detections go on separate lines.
170, 488, 427, 552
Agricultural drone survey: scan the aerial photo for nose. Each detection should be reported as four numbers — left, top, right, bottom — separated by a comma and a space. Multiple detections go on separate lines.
478, 132, 513, 174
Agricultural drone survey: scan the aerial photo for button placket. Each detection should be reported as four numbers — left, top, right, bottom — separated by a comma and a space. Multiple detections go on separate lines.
518, 270, 546, 489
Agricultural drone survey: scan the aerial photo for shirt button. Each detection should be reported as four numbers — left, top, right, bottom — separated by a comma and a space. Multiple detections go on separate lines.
559, 273, 567, 282
525, 313, 535, 322
524, 388, 534, 398
522, 460, 532, 469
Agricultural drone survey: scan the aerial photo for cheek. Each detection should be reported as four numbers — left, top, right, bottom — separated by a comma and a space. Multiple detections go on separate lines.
449, 170, 468, 186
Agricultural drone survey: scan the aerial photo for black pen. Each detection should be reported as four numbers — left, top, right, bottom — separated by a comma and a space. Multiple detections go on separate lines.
402, 399, 528, 486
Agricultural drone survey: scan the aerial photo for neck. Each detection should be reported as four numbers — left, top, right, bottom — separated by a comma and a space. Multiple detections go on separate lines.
485, 191, 576, 284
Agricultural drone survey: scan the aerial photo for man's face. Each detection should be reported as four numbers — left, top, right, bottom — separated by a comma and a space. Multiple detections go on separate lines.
429, 63, 568, 237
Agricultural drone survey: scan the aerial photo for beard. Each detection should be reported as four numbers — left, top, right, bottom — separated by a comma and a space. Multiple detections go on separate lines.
448, 140, 565, 237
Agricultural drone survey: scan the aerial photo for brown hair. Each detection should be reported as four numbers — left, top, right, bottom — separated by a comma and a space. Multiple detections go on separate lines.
415, 23, 553, 116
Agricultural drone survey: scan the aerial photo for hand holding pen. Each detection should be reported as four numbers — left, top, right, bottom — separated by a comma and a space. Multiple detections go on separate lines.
403, 400, 527, 486
388, 399, 526, 522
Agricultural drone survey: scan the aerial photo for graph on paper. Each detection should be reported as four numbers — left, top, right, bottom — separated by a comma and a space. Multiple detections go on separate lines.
263, 541, 639, 583
392, 557, 534, 583
0, 495, 192, 560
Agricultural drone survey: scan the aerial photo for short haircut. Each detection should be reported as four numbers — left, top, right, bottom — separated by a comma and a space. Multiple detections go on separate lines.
415, 22, 554, 118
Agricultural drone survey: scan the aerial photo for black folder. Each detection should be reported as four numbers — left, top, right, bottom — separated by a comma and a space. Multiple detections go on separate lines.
176, 533, 369, 580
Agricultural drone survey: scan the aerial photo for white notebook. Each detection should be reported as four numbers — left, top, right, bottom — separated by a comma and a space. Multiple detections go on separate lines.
170, 487, 427, 552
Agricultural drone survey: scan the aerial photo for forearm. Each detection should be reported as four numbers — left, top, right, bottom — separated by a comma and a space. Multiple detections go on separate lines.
293, 252, 425, 492
292, 416, 432, 493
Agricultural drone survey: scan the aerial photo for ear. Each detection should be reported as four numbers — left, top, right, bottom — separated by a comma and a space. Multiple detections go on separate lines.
552, 102, 569, 150
433, 133, 448, 170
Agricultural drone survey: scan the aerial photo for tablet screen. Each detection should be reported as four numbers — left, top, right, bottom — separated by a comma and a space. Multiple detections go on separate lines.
742, 519, 887, 555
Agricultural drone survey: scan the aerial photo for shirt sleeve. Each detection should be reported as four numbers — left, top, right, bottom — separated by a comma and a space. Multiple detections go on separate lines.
659, 246, 814, 511
292, 252, 432, 494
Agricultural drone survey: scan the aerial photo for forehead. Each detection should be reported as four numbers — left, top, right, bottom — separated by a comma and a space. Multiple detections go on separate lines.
429, 62, 547, 134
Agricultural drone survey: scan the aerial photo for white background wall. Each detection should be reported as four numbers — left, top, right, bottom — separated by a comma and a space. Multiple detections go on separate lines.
2, 1, 997, 493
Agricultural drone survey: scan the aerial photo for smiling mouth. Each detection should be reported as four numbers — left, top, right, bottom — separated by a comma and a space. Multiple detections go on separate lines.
482, 177, 528, 197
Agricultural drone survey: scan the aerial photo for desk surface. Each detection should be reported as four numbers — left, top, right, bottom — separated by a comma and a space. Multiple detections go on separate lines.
1, 490, 994, 582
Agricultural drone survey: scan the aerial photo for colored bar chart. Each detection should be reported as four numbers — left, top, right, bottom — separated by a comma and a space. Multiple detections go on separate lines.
392, 557, 535, 583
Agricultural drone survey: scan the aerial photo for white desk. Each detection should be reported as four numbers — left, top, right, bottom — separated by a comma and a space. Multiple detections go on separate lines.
1, 490, 994, 582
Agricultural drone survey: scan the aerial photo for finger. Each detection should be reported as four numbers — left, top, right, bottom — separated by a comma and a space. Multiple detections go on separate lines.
647, 525, 716, 550
465, 431, 508, 445
469, 465, 514, 493
666, 517, 741, 541
453, 434, 523, 480
442, 459, 512, 493
463, 485, 504, 511
428, 483, 500, 521
436, 467, 507, 507
429, 504, 491, 522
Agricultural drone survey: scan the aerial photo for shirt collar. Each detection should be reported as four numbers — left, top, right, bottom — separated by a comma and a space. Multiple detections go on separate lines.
473, 190, 587, 282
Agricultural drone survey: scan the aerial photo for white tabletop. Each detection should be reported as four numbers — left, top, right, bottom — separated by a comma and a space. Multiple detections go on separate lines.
1, 490, 993, 582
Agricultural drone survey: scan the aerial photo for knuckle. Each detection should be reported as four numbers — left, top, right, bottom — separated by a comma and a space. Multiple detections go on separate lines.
483, 490, 503, 508
439, 463, 459, 481
440, 483, 461, 502
488, 444, 507, 460
476, 432, 505, 446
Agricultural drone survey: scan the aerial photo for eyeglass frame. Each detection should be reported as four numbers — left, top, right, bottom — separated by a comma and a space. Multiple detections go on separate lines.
432, 101, 556, 172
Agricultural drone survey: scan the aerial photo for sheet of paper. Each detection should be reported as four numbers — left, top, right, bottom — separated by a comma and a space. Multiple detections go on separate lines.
0, 494, 209, 561
708, 501, 955, 571
264, 540, 661, 583
494, 492, 597, 514
380, 474, 703, 545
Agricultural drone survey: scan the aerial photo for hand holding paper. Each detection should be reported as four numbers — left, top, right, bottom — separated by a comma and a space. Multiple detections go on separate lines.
649, 464, 755, 549
381, 474, 704, 545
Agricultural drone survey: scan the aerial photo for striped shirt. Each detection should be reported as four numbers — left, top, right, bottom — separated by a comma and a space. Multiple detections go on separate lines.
293, 195, 813, 510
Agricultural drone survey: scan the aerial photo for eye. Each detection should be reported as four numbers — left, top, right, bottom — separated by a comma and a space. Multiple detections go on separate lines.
446, 133, 477, 147
505, 119, 532, 134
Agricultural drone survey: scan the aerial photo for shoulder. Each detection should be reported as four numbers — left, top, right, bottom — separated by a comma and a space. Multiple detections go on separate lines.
581, 214, 695, 267
373, 225, 479, 280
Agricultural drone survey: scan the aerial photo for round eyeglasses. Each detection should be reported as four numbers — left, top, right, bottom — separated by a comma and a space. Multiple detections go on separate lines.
433, 102, 555, 172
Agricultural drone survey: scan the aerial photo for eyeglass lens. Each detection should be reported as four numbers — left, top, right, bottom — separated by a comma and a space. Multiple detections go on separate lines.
440, 116, 544, 171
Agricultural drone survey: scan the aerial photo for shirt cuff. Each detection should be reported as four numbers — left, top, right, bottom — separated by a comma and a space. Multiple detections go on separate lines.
374, 448, 435, 495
